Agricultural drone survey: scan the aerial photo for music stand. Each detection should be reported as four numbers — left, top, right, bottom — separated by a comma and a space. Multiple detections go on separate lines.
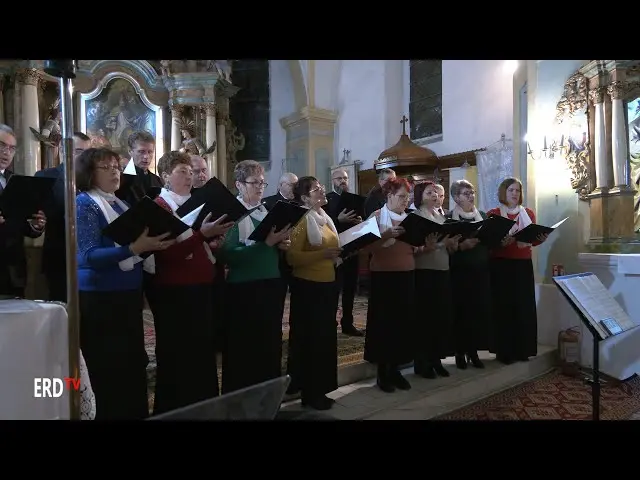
553, 272, 639, 421
148, 375, 291, 421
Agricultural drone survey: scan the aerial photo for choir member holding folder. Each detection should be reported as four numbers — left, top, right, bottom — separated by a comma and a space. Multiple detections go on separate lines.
286, 177, 341, 410
149, 151, 234, 415
75, 148, 173, 419
447, 180, 491, 370
411, 182, 459, 379
487, 177, 548, 365
218, 160, 292, 394
363, 177, 416, 393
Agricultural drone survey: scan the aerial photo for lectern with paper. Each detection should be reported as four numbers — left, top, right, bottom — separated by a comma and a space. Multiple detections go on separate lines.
553, 272, 639, 420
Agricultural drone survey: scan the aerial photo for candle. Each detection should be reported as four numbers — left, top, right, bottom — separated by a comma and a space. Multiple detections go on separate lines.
543, 136, 548, 150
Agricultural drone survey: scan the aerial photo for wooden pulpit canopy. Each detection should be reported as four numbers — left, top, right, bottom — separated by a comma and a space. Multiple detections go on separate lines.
374, 115, 439, 172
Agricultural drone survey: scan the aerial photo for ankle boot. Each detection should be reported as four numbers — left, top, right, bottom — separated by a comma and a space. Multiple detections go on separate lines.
390, 366, 411, 390
467, 352, 485, 369
455, 354, 468, 370
414, 359, 436, 379
433, 359, 450, 377
377, 364, 395, 393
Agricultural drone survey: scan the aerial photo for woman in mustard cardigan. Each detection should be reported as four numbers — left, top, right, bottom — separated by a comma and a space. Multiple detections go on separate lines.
286, 176, 342, 411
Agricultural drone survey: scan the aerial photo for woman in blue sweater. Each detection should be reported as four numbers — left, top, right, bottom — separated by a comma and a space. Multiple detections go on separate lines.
75, 148, 173, 419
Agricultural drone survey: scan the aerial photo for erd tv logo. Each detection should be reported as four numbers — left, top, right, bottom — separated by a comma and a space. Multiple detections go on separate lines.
33, 378, 81, 398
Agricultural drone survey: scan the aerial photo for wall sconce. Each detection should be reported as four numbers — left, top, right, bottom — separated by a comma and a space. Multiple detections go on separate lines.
527, 134, 567, 161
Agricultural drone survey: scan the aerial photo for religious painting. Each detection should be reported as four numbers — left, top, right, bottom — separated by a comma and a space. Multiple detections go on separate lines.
627, 96, 640, 232
84, 78, 156, 157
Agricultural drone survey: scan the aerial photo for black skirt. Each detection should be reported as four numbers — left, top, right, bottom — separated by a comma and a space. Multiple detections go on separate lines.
414, 269, 454, 360
149, 283, 219, 415
79, 289, 149, 420
449, 264, 492, 353
364, 270, 415, 366
222, 277, 287, 394
489, 257, 538, 359
287, 277, 338, 399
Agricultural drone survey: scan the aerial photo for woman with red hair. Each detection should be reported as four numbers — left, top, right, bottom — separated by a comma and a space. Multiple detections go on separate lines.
363, 177, 416, 393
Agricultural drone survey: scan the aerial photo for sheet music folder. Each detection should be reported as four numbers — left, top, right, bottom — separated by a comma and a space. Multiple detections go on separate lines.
176, 177, 257, 229
248, 200, 309, 242
339, 191, 366, 217
398, 213, 483, 247
102, 196, 191, 246
475, 214, 516, 246
339, 216, 381, 257
0, 175, 56, 221
553, 272, 638, 341
148, 375, 291, 421
513, 217, 568, 244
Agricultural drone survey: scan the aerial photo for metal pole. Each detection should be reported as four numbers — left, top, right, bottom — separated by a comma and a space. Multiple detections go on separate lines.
44, 60, 80, 420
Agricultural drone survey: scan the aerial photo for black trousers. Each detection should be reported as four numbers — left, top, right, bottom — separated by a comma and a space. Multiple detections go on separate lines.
45, 269, 67, 302
335, 255, 359, 328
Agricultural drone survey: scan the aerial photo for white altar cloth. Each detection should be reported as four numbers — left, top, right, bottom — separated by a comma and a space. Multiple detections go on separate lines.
0, 299, 70, 420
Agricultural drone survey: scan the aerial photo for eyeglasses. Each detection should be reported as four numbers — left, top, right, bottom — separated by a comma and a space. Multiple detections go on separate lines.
310, 184, 326, 193
0, 141, 17, 154
96, 164, 121, 172
460, 190, 475, 197
244, 181, 268, 188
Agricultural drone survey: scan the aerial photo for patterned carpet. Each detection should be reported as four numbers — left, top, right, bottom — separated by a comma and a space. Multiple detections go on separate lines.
143, 294, 368, 407
435, 369, 640, 420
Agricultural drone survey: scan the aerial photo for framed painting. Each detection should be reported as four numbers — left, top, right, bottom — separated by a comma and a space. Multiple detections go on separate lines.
79, 72, 165, 171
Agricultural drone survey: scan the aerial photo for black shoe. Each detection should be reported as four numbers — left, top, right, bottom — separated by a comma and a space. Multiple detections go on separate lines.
467, 352, 485, 369
377, 364, 396, 393
455, 354, 468, 370
301, 395, 334, 410
433, 360, 450, 377
341, 324, 364, 337
391, 368, 411, 390
414, 361, 437, 379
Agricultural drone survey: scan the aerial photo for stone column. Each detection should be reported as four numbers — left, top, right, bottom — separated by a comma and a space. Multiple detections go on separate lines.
15, 68, 41, 176
608, 81, 630, 188
170, 103, 185, 151
589, 87, 609, 190
0, 75, 5, 124
216, 97, 229, 185
204, 103, 217, 178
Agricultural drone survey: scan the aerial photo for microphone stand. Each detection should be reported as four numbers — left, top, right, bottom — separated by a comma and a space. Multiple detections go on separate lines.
44, 60, 81, 420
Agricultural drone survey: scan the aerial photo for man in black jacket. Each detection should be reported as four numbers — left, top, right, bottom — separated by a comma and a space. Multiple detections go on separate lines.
115, 131, 163, 206
363, 168, 396, 218
35, 131, 91, 301
263, 172, 298, 211
0, 124, 47, 297
323, 168, 363, 336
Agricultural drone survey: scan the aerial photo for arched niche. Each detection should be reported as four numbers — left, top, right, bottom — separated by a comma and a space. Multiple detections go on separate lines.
78, 71, 166, 172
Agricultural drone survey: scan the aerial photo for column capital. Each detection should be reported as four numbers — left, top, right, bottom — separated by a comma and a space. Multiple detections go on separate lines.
15, 67, 40, 87
588, 86, 607, 105
607, 81, 628, 100
204, 103, 216, 116
169, 104, 186, 116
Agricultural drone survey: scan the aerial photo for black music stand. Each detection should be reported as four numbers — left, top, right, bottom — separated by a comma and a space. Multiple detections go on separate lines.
553, 272, 636, 421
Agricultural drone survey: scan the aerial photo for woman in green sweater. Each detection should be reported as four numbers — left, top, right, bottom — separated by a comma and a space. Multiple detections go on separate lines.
218, 160, 292, 394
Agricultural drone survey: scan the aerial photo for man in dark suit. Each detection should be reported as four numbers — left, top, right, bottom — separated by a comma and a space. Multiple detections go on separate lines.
35, 131, 91, 301
434, 183, 448, 216
0, 124, 47, 297
115, 130, 163, 206
324, 168, 364, 336
363, 168, 396, 218
263, 172, 298, 211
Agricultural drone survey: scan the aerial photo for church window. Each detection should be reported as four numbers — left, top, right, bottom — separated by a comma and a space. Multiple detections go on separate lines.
409, 60, 443, 140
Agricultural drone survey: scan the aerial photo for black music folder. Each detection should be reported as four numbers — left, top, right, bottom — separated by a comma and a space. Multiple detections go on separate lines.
176, 177, 256, 229
0, 175, 56, 222
102, 196, 191, 245
512, 217, 568, 244
339, 216, 381, 258
397, 213, 442, 247
339, 191, 366, 217
476, 214, 516, 246
248, 200, 309, 242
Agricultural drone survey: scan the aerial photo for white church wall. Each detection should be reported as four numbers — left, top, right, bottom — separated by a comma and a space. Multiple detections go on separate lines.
524, 60, 591, 284
267, 60, 295, 196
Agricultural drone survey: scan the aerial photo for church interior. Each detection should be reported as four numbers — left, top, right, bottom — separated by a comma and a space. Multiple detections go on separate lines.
1, 59, 640, 420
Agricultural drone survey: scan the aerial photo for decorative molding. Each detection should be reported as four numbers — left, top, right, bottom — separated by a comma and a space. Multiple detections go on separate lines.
555, 73, 589, 123
588, 86, 607, 105
15, 68, 40, 87
279, 106, 338, 130
77, 60, 164, 91
204, 103, 216, 116
607, 81, 628, 100
170, 104, 185, 116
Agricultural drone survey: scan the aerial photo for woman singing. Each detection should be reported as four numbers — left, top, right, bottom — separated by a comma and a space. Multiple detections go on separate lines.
149, 151, 233, 415
412, 181, 459, 378
219, 160, 291, 394
447, 179, 491, 370
286, 177, 341, 410
487, 177, 547, 364
75, 148, 173, 419
364, 177, 415, 393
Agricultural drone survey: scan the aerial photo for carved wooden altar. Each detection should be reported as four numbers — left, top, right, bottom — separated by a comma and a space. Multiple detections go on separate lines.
555, 60, 640, 251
